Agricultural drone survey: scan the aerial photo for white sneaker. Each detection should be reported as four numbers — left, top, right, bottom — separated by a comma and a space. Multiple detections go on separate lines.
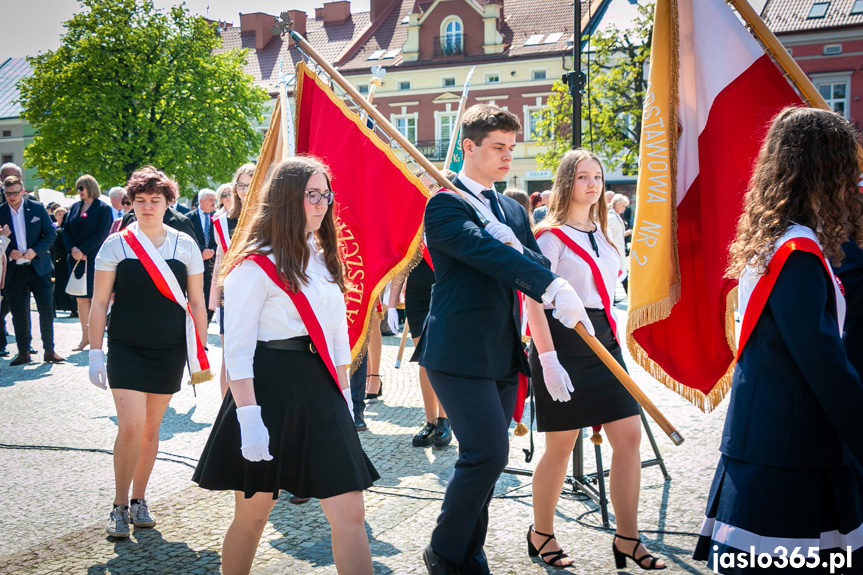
130, 499, 156, 528
106, 505, 130, 538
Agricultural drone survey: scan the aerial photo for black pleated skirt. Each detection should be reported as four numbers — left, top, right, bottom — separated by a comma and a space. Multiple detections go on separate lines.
405, 258, 434, 338
192, 343, 379, 499
528, 308, 639, 431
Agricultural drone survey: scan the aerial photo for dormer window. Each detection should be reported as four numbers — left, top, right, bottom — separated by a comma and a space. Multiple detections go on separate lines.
440, 17, 463, 56
807, 2, 830, 18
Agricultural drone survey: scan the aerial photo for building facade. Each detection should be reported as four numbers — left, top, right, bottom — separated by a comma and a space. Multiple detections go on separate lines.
763, 0, 863, 127
0, 58, 43, 189
218, 0, 613, 193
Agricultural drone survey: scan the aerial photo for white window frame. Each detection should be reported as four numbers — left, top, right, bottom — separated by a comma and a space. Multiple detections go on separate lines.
435, 111, 459, 159
440, 16, 464, 55
391, 112, 418, 144
442, 76, 457, 88
823, 43, 842, 55
398, 80, 412, 91
523, 104, 547, 142
812, 72, 851, 119
485, 72, 500, 84
531, 69, 547, 81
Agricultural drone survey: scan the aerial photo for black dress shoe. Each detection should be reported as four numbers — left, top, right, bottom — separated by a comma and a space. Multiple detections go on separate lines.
44, 351, 65, 363
433, 417, 452, 448
0, 347, 9, 357
413, 421, 437, 447
354, 417, 368, 431
29, 346, 37, 354
10, 353, 31, 366
289, 495, 310, 505
423, 545, 462, 575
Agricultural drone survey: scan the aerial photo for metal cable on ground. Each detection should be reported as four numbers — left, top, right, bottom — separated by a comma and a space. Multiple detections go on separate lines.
0, 442, 198, 469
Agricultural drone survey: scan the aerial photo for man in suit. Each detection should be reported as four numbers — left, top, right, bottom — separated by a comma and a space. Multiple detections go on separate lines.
418, 105, 590, 575
107, 186, 127, 221
188, 189, 217, 323
0, 163, 27, 355
170, 198, 190, 215
0, 176, 64, 365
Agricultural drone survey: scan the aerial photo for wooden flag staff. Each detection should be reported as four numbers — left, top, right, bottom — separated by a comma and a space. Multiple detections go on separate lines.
395, 319, 410, 369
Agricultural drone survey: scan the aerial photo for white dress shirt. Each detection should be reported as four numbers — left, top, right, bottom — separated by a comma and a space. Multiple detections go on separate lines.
223, 239, 351, 381
537, 225, 620, 309
9, 204, 28, 265
95, 228, 205, 274
111, 206, 124, 220
457, 171, 506, 223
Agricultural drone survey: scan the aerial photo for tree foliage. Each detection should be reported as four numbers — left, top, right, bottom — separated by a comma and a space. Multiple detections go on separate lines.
535, 3, 653, 176
19, 0, 268, 193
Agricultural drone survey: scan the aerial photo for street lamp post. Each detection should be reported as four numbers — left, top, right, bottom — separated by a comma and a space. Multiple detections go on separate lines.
562, 0, 586, 150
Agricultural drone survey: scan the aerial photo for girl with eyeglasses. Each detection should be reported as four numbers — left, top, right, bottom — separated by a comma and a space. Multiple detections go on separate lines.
64, 175, 113, 351
193, 156, 377, 575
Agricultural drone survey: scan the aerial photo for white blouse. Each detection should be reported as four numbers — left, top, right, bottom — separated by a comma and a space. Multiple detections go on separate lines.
223, 241, 351, 381
537, 225, 620, 310
95, 228, 205, 275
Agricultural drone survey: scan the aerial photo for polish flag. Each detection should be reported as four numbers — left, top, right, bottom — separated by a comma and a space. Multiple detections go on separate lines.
626, 0, 806, 412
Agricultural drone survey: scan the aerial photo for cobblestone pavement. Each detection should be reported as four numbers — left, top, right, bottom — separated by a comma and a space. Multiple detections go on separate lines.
0, 303, 724, 574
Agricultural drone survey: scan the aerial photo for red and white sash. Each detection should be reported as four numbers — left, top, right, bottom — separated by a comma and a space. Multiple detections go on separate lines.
535, 226, 619, 343
421, 241, 434, 271
120, 224, 212, 384
737, 225, 845, 360
212, 213, 230, 252
242, 253, 345, 402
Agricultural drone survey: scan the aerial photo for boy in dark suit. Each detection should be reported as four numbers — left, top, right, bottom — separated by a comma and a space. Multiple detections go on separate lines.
418, 105, 591, 575
188, 189, 218, 323
0, 176, 64, 365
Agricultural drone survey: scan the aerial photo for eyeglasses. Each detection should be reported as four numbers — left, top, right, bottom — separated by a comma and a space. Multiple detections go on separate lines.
305, 191, 334, 205
76, 186, 86, 192
220, 193, 229, 199
3, 190, 22, 197
235, 183, 249, 191
121, 200, 132, 206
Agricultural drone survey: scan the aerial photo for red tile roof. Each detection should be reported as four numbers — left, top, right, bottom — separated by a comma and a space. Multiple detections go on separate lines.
762, 0, 863, 33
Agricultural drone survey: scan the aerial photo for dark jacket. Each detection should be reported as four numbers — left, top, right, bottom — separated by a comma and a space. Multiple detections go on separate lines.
722, 251, 863, 469
835, 240, 863, 377
417, 179, 555, 379
120, 207, 196, 239
63, 200, 113, 258
187, 208, 217, 252
0, 198, 57, 278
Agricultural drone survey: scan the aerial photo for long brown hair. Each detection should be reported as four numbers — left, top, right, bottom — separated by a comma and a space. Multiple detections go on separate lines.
227, 163, 256, 220
727, 107, 863, 277
539, 149, 614, 248
222, 157, 345, 293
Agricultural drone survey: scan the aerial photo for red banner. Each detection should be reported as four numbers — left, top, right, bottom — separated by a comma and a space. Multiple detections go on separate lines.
295, 62, 431, 362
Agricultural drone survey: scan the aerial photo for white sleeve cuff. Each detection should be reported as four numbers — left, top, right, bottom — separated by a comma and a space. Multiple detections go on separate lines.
541, 277, 569, 305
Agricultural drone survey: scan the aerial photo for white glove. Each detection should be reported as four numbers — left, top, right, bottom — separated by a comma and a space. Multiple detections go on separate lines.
538, 351, 574, 402
551, 283, 595, 335
342, 386, 355, 421
88, 349, 108, 390
485, 222, 523, 253
387, 307, 400, 335
235, 405, 273, 462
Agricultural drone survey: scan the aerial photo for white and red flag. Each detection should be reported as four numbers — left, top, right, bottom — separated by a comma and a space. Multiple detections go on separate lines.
626, 0, 811, 411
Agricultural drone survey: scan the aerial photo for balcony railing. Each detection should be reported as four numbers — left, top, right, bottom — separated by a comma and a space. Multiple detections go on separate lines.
414, 139, 449, 161
433, 35, 465, 58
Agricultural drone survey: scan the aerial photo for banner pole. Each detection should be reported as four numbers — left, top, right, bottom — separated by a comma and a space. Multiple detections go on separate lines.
290, 31, 455, 192
395, 318, 410, 369
443, 66, 475, 170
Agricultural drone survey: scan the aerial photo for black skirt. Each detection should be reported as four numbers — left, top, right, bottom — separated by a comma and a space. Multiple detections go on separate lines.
107, 258, 188, 395
192, 342, 379, 499
405, 258, 434, 338
528, 308, 639, 431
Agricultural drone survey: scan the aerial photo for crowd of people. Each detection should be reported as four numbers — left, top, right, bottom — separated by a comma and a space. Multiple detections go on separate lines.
1, 101, 861, 575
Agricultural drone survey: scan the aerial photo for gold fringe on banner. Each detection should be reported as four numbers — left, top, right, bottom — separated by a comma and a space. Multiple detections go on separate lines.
190, 369, 214, 386
293, 62, 431, 371
514, 422, 529, 436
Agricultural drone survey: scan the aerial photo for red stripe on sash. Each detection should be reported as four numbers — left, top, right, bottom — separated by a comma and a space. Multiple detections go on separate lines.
421, 242, 434, 271
535, 227, 618, 344
737, 238, 834, 360
120, 228, 209, 372
213, 215, 229, 252
244, 254, 341, 391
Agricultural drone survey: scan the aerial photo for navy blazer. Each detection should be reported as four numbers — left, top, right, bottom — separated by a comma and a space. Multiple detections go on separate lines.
63, 200, 113, 258
188, 208, 217, 252
836, 240, 863, 377
417, 180, 556, 380
0, 198, 57, 278
722, 251, 863, 469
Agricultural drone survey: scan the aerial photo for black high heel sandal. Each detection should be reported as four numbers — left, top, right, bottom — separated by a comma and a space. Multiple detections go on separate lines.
365, 374, 383, 401
527, 524, 571, 567
612, 534, 666, 570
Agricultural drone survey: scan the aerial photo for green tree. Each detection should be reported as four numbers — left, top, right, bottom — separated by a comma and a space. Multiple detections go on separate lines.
19, 0, 268, 193
535, 3, 653, 176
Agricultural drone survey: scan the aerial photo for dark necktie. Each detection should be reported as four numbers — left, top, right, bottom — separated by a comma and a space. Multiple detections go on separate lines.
203, 213, 211, 246
481, 189, 505, 223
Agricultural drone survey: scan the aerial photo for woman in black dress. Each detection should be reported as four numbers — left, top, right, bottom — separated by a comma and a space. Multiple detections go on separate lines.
64, 175, 113, 350
51, 207, 77, 315
88, 166, 207, 539
193, 157, 378, 575
525, 150, 665, 569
